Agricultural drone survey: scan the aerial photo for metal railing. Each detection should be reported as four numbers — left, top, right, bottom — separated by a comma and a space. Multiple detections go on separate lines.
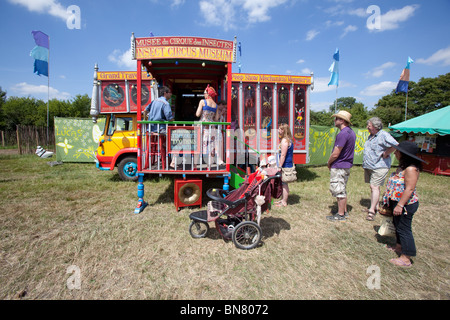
138, 120, 231, 173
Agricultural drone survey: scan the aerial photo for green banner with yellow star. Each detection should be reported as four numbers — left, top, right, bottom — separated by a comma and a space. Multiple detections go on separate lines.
55, 117, 105, 162
307, 126, 395, 166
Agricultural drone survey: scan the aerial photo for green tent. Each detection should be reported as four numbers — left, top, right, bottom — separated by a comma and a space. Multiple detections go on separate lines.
389, 105, 450, 136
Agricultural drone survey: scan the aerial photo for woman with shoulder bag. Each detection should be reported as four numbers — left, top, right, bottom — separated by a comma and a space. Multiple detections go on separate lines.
275, 123, 297, 207
381, 141, 427, 267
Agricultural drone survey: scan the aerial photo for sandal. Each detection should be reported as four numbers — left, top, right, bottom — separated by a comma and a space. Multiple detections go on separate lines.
366, 211, 376, 221
362, 207, 380, 214
275, 202, 287, 207
389, 258, 412, 267
385, 245, 401, 255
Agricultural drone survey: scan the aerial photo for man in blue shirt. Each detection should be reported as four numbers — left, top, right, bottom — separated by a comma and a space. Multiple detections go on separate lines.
362, 117, 398, 221
327, 110, 356, 221
145, 86, 174, 133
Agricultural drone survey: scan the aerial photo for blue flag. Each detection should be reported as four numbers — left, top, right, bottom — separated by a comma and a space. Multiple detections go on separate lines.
328, 48, 339, 86
30, 30, 49, 77
395, 57, 414, 94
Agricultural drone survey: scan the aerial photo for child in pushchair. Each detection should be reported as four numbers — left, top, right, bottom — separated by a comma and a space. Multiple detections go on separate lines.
188, 167, 282, 250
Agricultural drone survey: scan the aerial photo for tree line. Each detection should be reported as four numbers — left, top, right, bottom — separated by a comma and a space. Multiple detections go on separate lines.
0, 90, 91, 131
1, 72, 449, 131
311, 73, 450, 128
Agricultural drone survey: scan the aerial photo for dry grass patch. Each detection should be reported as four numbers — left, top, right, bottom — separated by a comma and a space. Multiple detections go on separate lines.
0, 154, 448, 300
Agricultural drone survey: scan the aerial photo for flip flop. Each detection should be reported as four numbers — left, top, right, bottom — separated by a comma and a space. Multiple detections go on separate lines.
389, 258, 412, 267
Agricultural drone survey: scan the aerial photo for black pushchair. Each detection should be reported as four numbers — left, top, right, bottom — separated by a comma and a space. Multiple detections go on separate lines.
188, 168, 282, 250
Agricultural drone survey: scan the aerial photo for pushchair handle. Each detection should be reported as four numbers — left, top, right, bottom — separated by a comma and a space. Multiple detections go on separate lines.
206, 188, 229, 200
266, 171, 282, 180
206, 188, 245, 206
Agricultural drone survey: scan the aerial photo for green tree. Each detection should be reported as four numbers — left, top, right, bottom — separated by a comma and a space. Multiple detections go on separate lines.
372, 73, 450, 125
1, 93, 92, 130
329, 97, 369, 128
1, 96, 46, 130
68, 94, 91, 118
0, 87, 7, 130
310, 110, 333, 126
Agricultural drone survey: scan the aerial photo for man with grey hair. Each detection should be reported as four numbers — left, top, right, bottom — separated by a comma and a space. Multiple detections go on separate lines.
362, 117, 398, 221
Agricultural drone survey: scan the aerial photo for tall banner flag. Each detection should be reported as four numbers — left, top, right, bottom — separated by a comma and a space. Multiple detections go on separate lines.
328, 48, 339, 87
238, 42, 242, 73
30, 31, 49, 77
395, 57, 414, 94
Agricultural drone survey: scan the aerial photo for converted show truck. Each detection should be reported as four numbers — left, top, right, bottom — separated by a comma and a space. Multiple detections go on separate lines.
90, 35, 313, 183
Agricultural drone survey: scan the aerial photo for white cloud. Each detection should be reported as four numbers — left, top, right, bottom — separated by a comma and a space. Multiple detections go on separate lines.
301, 68, 312, 75
311, 77, 336, 93
377, 5, 419, 31
360, 81, 397, 96
364, 62, 396, 78
416, 46, 450, 66
341, 25, 357, 38
310, 101, 333, 112
8, 0, 69, 21
11, 82, 71, 100
170, 0, 185, 8
198, 0, 288, 31
311, 76, 354, 93
199, 0, 236, 31
242, 0, 288, 23
347, 8, 367, 17
296, 59, 305, 64
345, 5, 419, 32
108, 48, 136, 70
325, 20, 345, 27
306, 29, 320, 41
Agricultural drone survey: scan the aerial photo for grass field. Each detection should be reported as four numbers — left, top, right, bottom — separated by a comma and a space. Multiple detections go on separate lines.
0, 151, 448, 300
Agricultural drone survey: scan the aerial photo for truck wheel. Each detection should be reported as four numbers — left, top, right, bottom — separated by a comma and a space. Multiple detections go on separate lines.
118, 156, 138, 181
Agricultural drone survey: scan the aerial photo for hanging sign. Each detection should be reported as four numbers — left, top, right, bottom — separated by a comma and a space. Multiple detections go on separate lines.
134, 36, 235, 63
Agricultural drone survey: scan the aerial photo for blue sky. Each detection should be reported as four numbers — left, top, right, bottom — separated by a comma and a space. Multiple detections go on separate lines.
1, 0, 450, 112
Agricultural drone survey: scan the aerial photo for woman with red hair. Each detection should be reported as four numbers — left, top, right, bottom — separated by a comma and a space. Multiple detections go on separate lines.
195, 85, 224, 167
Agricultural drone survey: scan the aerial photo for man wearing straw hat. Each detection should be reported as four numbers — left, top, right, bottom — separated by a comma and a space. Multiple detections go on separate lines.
326, 110, 356, 221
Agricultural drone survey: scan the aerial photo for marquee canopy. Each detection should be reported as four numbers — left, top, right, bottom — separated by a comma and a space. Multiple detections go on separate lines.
389, 105, 450, 136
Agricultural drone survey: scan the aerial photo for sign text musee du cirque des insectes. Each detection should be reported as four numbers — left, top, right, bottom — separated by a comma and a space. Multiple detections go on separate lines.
134, 36, 234, 63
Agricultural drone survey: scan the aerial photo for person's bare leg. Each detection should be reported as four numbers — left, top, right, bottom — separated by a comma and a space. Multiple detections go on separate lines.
337, 197, 347, 216
369, 185, 380, 213
282, 183, 289, 206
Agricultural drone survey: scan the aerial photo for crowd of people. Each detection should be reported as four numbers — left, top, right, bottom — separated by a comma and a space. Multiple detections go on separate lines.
322, 111, 425, 268
145, 85, 425, 268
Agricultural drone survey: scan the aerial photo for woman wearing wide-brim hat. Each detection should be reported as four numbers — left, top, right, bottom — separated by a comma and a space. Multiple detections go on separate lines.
381, 141, 428, 267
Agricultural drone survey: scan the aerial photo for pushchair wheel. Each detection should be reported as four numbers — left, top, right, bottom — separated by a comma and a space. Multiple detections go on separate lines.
232, 221, 262, 250
189, 220, 209, 238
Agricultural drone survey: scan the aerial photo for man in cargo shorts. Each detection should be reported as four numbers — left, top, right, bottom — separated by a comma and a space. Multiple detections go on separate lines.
326, 110, 356, 221
362, 117, 398, 221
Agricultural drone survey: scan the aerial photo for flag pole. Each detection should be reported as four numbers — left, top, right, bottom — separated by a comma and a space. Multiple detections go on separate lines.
47, 35, 50, 146
335, 86, 338, 113
405, 90, 408, 121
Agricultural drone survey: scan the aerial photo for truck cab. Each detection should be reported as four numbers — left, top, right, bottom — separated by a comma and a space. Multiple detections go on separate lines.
89, 65, 156, 181
97, 113, 138, 181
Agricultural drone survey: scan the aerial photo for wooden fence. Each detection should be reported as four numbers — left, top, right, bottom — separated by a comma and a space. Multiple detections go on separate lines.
1, 125, 55, 155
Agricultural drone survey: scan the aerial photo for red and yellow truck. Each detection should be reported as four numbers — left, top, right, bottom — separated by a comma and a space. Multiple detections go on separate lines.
90, 35, 313, 186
